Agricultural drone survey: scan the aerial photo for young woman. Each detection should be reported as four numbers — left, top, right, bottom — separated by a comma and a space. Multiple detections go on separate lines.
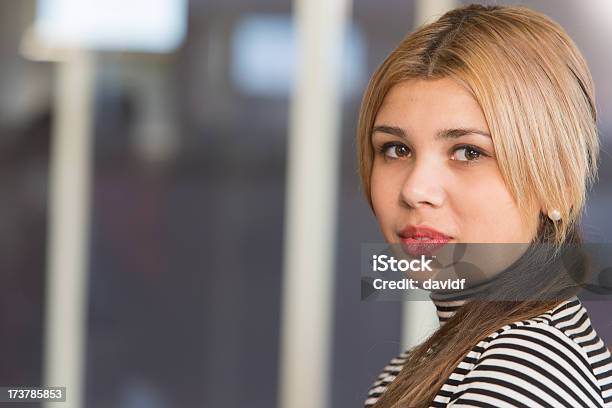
358, 4, 612, 407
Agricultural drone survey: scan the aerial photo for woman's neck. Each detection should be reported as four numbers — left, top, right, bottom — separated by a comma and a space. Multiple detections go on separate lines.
428, 276, 499, 324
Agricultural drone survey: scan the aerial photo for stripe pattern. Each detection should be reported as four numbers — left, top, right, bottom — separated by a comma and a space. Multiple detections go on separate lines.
365, 296, 612, 407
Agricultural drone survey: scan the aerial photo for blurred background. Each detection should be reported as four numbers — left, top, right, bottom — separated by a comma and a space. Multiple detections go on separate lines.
0, 0, 611, 407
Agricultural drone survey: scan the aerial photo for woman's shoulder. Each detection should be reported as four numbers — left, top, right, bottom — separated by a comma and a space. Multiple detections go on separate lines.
457, 296, 612, 407
365, 297, 612, 407
479, 296, 610, 368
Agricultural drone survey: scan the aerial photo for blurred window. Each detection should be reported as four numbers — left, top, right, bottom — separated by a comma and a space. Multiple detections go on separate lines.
230, 13, 367, 98
36, 0, 188, 52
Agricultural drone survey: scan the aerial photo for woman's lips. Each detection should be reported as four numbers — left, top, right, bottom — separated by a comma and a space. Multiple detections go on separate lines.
398, 225, 452, 257
400, 238, 451, 257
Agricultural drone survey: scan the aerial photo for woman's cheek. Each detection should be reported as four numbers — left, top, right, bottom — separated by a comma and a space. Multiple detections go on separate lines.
371, 181, 400, 242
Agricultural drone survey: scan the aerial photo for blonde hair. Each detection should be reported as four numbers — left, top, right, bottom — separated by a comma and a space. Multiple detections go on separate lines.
357, 4, 599, 247
357, 4, 600, 407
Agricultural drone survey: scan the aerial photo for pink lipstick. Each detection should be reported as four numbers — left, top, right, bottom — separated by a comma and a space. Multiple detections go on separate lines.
399, 225, 452, 257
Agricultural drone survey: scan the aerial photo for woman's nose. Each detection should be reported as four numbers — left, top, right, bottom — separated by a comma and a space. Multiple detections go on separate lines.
399, 158, 446, 209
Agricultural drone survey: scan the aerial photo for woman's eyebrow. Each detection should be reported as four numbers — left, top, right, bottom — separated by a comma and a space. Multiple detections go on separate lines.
372, 125, 407, 138
436, 127, 491, 140
372, 125, 491, 140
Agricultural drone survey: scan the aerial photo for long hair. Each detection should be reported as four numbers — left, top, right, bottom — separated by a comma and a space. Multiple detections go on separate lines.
356, 4, 600, 407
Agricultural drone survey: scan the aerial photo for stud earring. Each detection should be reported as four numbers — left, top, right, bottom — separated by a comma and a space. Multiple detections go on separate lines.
548, 209, 561, 221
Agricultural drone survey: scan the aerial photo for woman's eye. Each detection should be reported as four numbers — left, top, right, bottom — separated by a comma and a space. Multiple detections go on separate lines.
382, 143, 410, 159
452, 145, 483, 162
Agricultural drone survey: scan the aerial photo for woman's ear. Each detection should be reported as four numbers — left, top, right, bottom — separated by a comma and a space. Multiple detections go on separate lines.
538, 199, 548, 216
539, 202, 554, 220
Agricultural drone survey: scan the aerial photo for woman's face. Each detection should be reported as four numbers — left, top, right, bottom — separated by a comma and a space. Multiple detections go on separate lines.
370, 78, 541, 276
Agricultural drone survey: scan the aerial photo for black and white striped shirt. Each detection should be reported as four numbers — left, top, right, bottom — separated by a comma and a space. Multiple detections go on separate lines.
365, 295, 612, 407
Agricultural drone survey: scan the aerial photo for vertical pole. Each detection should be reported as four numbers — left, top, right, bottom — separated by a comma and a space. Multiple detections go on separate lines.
278, 0, 351, 407
401, 0, 458, 351
43, 49, 95, 408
